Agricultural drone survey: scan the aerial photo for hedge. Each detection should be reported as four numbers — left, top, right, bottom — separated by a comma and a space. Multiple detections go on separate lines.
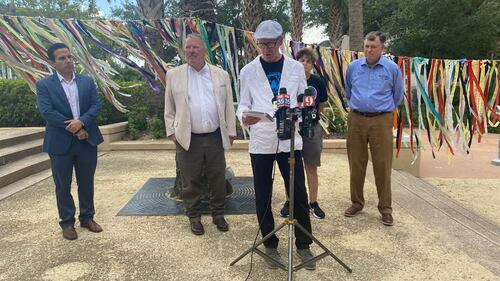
0, 78, 497, 135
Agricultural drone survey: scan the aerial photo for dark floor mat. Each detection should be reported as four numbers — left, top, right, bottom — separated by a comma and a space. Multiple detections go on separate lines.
117, 177, 256, 216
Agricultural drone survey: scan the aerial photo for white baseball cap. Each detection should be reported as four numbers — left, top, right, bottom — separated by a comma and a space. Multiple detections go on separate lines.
253, 20, 283, 40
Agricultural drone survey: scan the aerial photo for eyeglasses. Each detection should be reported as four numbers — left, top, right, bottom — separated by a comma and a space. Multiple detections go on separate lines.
256, 41, 279, 48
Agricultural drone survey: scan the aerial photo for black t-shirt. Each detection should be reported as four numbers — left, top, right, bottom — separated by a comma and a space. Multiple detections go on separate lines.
260, 56, 285, 96
307, 74, 328, 122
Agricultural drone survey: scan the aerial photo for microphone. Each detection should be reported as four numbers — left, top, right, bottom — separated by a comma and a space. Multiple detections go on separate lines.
303, 86, 317, 107
297, 94, 304, 108
275, 87, 292, 140
300, 86, 318, 139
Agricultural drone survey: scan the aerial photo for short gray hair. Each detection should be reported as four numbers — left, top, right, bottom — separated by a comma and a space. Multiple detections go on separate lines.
184, 33, 207, 50
365, 31, 386, 44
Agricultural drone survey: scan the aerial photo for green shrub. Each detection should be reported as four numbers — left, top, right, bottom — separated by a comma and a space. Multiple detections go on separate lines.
489, 125, 500, 134
149, 115, 165, 139
98, 81, 163, 125
323, 107, 347, 138
127, 106, 148, 140
128, 127, 141, 140
0, 79, 44, 127
97, 92, 127, 125
0, 78, 165, 127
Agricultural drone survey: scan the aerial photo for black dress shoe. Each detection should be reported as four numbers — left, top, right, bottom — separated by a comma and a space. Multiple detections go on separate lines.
190, 220, 205, 235
212, 216, 229, 232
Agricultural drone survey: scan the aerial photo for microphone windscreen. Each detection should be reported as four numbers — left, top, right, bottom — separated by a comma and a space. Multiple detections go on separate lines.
305, 86, 317, 99
276, 93, 290, 108
297, 94, 304, 103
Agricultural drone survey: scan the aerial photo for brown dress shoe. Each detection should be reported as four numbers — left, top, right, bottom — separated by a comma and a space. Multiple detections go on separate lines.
212, 216, 229, 232
62, 226, 78, 240
80, 219, 103, 233
190, 220, 205, 235
381, 213, 394, 226
344, 205, 362, 217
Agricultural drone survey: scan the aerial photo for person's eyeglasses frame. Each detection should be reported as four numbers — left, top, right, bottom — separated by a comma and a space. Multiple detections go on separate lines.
256, 41, 279, 48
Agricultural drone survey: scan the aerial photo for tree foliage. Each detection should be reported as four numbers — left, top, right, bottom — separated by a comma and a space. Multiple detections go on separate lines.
304, 0, 498, 59
304, 0, 347, 34
0, 0, 99, 18
381, 0, 499, 59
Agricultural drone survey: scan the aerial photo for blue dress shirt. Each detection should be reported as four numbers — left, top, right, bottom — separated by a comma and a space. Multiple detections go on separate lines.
345, 56, 404, 112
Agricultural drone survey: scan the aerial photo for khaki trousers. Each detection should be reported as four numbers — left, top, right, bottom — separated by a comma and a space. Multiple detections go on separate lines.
347, 111, 394, 214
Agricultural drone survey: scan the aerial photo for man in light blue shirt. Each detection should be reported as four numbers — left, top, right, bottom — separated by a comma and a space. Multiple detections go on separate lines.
343, 31, 404, 226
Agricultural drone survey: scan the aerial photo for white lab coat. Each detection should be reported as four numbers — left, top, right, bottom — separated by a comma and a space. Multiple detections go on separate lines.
237, 55, 307, 154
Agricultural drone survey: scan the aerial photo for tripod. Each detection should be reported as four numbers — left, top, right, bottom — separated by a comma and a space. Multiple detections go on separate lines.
230, 109, 352, 280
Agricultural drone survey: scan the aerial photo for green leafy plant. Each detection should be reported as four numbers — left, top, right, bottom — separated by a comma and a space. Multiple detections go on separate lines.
149, 115, 165, 139
323, 107, 347, 138
0, 79, 44, 127
127, 106, 148, 140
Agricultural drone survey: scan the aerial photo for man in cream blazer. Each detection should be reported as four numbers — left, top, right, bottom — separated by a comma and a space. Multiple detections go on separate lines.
164, 34, 236, 235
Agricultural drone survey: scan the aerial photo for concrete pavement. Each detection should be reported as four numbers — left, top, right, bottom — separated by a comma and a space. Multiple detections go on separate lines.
0, 151, 499, 280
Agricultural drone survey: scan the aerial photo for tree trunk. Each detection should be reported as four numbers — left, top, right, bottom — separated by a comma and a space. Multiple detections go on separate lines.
135, 0, 166, 126
180, 0, 216, 22
348, 0, 364, 51
241, 0, 263, 63
291, 0, 303, 42
328, 0, 343, 48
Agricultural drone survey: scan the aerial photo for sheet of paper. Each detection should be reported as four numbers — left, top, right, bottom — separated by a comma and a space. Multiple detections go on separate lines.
242, 111, 274, 122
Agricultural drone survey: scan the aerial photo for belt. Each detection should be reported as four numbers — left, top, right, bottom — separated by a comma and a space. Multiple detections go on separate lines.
352, 109, 391, 117
191, 127, 220, 136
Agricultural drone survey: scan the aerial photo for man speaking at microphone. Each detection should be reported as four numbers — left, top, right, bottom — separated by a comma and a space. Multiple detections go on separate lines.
236, 20, 315, 270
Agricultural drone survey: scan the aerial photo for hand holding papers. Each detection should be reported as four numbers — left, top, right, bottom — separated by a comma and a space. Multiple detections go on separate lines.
242, 111, 274, 125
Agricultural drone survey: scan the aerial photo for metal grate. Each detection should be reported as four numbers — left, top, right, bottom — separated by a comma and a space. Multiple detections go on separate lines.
117, 177, 256, 216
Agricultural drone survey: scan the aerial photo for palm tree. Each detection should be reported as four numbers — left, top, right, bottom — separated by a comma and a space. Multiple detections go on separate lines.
136, 0, 164, 20
180, 0, 216, 22
241, 0, 263, 63
135, 0, 166, 119
328, 0, 343, 47
136, 0, 166, 61
348, 0, 364, 51
291, 0, 302, 41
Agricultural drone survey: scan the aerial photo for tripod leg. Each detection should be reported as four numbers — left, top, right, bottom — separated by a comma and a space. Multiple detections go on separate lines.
230, 223, 287, 266
295, 223, 352, 273
287, 223, 294, 279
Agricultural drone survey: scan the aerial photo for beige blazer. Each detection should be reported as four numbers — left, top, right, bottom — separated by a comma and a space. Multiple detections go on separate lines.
164, 64, 237, 151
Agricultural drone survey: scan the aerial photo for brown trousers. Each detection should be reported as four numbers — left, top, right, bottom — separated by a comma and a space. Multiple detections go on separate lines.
347, 111, 394, 214
176, 130, 227, 219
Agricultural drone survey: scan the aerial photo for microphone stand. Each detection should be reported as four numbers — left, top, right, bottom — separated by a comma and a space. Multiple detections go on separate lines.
230, 108, 352, 280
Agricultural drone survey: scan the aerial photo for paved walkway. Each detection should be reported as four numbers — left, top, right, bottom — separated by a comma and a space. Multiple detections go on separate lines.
0, 151, 499, 280
419, 133, 500, 178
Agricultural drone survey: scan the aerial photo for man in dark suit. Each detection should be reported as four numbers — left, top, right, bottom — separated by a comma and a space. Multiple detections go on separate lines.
36, 43, 104, 240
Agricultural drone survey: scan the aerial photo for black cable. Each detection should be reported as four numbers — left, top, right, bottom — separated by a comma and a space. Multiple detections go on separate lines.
244, 136, 281, 281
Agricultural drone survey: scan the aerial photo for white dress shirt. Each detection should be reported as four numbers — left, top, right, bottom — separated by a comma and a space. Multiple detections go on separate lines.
57, 72, 80, 119
187, 63, 220, 134
237, 56, 306, 154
